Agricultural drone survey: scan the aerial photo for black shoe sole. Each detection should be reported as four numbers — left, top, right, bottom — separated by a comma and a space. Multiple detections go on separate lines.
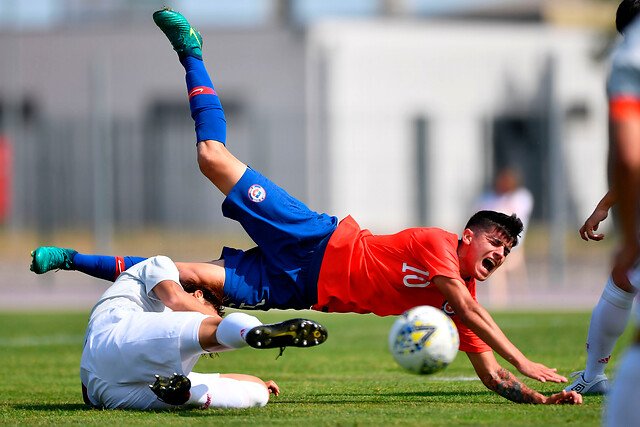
245, 318, 328, 349
149, 373, 191, 405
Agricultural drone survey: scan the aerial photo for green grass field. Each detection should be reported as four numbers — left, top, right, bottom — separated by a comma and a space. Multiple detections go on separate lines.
0, 310, 630, 426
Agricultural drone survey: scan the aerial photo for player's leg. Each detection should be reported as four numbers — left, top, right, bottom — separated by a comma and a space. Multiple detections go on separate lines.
153, 8, 336, 310
565, 276, 636, 394
189, 373, 271, 409
153, 8, 246, 195
604, 340, 640, 426
30, 246, 146, 281
200, 312, 328, 351
151, 372, 271, 409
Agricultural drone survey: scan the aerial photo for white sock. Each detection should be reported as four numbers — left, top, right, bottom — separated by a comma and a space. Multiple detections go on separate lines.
584, 278, 636, 381
186, 372, 269, 409
604, 346, 640, 427
215, 312, 262, 349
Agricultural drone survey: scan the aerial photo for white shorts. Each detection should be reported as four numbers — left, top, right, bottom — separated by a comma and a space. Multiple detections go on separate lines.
81, 308, 210, 409
627, 266, 640, 328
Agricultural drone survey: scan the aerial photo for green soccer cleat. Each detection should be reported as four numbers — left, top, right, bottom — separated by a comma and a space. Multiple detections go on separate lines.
30, 246, 77, 274
244, 318, 328, 350
149, 373, 191, 406
152, 8, 203, 60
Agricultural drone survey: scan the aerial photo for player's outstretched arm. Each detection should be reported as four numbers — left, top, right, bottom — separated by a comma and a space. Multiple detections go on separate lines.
433, 276, 566, 383
175, 261, 226, 290
578, 190, 616, 241
467, 352, 582, 405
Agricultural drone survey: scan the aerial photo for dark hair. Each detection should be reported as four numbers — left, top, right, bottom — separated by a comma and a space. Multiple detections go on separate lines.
182, 281, 226, 317
616, 0, 640, 34
464, 210, 524, 247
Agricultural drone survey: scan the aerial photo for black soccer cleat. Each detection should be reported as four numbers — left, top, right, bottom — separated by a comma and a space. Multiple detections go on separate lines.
149, 373, 191, 406
244, 318, 328, 350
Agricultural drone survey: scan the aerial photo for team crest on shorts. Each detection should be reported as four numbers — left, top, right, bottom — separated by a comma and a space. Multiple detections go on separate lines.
248, 184, 266, 202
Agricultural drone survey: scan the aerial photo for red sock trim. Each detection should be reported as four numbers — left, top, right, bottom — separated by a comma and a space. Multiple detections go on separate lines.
114, 256, 125, 280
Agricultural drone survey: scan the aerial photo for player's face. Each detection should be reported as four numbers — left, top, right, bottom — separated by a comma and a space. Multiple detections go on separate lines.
460, 227, 513, 281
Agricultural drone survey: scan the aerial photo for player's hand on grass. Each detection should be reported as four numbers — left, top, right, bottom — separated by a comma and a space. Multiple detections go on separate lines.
265, 380, 280, 396
517, 360, 567, 383
578, 208, 609, 241
543, 390, 583, 405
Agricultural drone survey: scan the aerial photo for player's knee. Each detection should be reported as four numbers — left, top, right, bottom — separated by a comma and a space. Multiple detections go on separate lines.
603, 277, 636, 308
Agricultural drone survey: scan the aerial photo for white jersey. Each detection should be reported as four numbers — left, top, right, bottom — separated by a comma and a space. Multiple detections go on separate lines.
87, 255, 178, 322
608, 17, 640, 98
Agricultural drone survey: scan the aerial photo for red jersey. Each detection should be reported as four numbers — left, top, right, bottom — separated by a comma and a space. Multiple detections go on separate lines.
313, 215, 491, 353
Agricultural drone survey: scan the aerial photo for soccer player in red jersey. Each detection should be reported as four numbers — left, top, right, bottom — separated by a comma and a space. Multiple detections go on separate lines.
31, 8, 581, 405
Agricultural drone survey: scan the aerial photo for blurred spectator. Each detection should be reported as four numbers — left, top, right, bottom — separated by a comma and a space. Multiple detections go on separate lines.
0, 137, 11, 225
473, 167, 534, 308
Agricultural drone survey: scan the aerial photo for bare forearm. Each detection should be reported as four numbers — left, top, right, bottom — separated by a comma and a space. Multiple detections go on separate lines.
481, 368, 544, 404
460, 306, 525, 368
169, 296, 220, 317
595, 189, 616, 212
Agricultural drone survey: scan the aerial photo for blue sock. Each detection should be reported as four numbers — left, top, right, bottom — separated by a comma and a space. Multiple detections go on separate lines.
181, 56, 226, 144
73, 254, 147, 282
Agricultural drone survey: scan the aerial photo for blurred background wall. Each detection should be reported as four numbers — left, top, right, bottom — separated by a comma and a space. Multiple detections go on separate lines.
0, 0, 622, 309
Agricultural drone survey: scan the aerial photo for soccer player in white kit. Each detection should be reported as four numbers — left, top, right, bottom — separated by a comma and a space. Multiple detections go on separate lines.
564, 0, 640, 398
603, 2, 640, 425
80, 255, 327, 410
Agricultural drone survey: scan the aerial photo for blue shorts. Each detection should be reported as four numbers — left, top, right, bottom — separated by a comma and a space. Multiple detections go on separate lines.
220, 168, 338, 310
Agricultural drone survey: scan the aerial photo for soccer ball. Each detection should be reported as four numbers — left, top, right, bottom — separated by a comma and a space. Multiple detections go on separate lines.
388, 305, 459, 375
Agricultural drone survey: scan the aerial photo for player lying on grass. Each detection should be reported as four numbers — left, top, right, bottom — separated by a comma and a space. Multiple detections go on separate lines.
78, 254, 326, 410
30, 8, 580, 405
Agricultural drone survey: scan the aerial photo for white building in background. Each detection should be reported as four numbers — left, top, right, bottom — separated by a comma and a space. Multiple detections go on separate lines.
306, 20, 609, 233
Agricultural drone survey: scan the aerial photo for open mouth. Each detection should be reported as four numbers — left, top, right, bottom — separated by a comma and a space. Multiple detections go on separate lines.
482, 258, 496, 272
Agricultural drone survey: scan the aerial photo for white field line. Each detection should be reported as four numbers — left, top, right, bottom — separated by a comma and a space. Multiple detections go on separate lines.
428, 376, 479, 381
0, 334, 83, 347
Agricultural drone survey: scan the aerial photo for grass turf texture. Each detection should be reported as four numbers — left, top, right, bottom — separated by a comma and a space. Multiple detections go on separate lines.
0, 310, 629, 426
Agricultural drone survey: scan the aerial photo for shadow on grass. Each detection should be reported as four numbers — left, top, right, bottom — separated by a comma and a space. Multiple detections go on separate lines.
11, 403, 267, 418
11, 390, 491, 414
307, 390, 490, 398
12, 403, 91, 411
265, 389, 492, 405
